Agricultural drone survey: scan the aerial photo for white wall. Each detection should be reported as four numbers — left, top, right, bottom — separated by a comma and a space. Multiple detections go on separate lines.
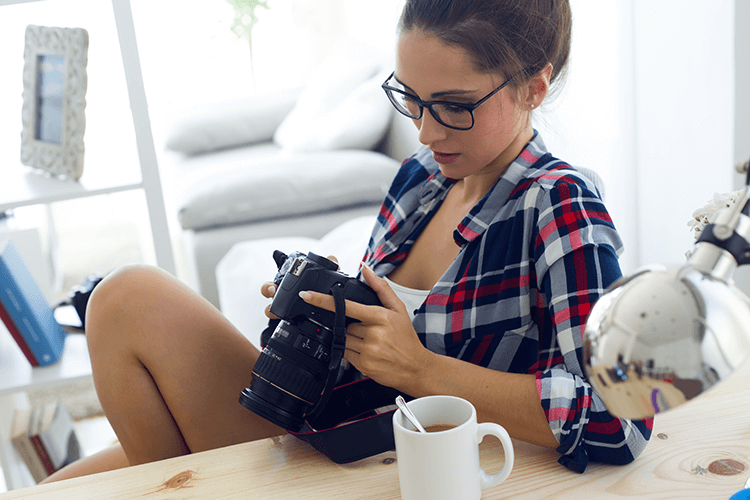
0, 0, 742, 279
737, 0, 750, 181
539, 0, 639, 272
632, 0, 735, 267
543, 0, 737, 274
732, 0, 750, 293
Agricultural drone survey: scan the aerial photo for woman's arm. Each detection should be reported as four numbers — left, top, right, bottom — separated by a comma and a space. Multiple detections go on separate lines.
299, 264, 559, 448
406, 347, 560, 448
528, 179, 652, 471
533, 244, 652, 471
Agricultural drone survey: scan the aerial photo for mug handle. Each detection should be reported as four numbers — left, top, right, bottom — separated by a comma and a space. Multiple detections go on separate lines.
476, 422, 515, 488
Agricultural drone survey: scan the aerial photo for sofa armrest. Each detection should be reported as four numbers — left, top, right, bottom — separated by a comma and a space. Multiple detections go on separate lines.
177, 149, 399, 231
165, 86, 302, 156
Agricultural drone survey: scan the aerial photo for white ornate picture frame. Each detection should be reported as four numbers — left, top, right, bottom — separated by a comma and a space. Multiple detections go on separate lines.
21, 25, 89, 180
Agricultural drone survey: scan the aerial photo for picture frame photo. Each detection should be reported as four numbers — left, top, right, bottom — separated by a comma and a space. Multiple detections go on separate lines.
21, 25, 89, 180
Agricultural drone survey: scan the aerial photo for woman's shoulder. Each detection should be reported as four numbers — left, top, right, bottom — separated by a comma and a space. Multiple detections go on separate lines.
514, 154, 605, 202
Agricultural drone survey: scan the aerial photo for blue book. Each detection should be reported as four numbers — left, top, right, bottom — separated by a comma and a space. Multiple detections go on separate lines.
0, 239, 66, 366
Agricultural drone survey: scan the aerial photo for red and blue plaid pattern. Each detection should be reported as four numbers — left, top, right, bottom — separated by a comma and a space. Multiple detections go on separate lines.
362, 133, 652, 473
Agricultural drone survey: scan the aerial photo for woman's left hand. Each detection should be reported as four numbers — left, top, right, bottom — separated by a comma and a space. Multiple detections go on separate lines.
298, 264, 432, 392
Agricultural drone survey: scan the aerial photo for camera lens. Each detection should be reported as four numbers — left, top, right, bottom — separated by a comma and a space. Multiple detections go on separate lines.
240, 319, 333, 430
241, 249, 382, 431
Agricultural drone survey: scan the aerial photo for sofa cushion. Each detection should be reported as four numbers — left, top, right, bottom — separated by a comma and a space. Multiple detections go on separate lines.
273, 39, 392, 152
165, 87, 300, 155
178, 149, 399, 230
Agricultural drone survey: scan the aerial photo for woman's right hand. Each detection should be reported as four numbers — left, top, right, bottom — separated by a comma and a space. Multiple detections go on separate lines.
260, 254, 339, 321
260, 282, 279, 320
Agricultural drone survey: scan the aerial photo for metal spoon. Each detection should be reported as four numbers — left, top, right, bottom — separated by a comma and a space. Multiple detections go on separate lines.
396, 395, 426, 433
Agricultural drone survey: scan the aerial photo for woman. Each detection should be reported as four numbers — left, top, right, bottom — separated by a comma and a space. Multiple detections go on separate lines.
46, 0, 650, 482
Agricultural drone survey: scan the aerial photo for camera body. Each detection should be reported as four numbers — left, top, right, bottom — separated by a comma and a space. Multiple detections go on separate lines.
240, 251, 380, 431
269, 251, 380, 337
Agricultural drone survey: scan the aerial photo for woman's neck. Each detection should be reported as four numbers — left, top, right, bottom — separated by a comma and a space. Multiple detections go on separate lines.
457, 123, 534, 205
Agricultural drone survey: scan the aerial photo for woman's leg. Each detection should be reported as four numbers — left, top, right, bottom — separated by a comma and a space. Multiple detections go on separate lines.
80, 264, 283, 469
41, 444, 128, 483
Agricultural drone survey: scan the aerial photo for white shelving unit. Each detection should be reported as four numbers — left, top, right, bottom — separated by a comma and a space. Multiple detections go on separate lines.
0, 335, 92, 490
0, 0, 174, 490
0, 0, 175, 274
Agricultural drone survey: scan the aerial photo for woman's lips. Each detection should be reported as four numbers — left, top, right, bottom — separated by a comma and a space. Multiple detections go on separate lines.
432, 151, 460, 164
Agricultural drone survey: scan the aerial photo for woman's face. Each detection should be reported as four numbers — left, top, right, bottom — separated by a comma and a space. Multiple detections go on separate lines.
395, 30, 533, 182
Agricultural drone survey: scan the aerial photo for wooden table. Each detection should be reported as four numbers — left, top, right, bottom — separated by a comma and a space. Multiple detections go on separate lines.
4, 361, 750, 499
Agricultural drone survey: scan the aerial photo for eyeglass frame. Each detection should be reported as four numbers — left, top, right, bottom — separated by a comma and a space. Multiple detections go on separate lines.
381, 71, 515, 131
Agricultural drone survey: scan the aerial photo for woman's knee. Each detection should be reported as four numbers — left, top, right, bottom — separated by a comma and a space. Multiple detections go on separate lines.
85, 264, 171, 344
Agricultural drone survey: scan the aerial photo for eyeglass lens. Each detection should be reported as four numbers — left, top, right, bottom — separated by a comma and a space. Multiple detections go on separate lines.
387, 84, 473, 129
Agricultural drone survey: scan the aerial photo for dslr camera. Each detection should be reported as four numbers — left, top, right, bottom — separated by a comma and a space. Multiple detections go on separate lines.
239, 250, 380, 431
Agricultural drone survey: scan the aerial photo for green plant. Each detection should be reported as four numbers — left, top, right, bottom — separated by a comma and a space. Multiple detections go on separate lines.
226, 0, 270, 42
226, 0, 270, 87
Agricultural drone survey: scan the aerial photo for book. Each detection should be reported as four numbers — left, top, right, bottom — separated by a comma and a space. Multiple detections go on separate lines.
29, 404, 57, 477
36, 400, 82, 472
10, 401, 82, 483
10, 408, 48, 484
0, 239, 66, 366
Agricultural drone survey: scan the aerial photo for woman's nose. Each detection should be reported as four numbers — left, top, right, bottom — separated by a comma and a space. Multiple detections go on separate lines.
416, 110, 449, 145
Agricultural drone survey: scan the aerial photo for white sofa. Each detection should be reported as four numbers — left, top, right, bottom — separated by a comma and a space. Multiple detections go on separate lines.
160, 38, 421, 307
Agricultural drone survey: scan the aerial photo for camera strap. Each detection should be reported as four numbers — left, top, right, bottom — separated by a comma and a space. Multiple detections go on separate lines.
304, 283, 347, 423
290, 377, 411, 464
288, 284, 415, 463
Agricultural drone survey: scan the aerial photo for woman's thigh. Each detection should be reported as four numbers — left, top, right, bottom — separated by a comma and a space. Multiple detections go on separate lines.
85, 264, 284, 461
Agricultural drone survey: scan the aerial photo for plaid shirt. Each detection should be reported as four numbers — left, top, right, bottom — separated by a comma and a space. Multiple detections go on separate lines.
362, 132, 652, 473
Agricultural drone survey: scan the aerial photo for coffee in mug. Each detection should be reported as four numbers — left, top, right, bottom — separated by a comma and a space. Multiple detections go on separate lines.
393, 395, 514, 500
421, 424, 456, 433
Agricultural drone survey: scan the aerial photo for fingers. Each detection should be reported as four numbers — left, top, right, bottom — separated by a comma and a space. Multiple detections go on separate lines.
343, 342, 362, 369
264, 305, 279, 320
260, 282, 277, 299
298, 290, 372, 322
360, 264, 406, 313
297, 265, 406, 321
261, 282, 279, 319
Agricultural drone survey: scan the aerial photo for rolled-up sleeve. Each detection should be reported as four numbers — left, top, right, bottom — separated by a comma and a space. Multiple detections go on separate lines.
533, 182, 653, 473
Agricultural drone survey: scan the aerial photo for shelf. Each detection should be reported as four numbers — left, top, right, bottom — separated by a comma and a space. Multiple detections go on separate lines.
0, 328, 92, 397
0, 166, 144, 213
0, 328, 93, 491
0, 0, 175, 490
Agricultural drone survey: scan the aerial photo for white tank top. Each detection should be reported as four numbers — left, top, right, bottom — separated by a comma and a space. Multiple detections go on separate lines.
383, 276, 431, 320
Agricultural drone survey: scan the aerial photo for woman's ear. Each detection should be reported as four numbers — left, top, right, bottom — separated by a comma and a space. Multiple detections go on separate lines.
525, 62, 553, 111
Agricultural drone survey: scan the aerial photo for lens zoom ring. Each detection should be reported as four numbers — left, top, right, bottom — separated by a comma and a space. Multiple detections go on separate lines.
253, 350, 324, 402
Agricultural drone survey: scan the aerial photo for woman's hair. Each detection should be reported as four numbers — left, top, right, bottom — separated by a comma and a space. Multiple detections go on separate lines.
398, 0, 571, 99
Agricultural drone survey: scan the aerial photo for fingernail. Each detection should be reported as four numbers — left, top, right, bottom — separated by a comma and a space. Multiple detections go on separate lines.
269, 285, 277, 295
299, 291, 312, 301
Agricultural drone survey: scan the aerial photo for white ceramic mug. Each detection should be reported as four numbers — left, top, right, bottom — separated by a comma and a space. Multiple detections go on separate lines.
392, 395, 514, 500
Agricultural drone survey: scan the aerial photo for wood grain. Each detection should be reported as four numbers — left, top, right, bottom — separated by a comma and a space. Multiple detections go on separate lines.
4, 363, 750, 499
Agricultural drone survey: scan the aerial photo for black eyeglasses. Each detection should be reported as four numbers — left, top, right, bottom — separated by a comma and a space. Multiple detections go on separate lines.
381, 71, 514, 131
